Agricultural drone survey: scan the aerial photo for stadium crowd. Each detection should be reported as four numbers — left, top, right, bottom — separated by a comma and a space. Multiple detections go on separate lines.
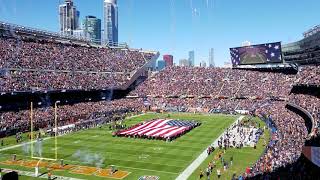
0, 33, 319, 179
0, 37, 153, 72
0, 99, 145, 137
127, 66, 320, 178
251, 102, 308, 176
0, 71, 127, 91
130, 66, 294, 98
146, 98, 267, 113
290, 93, 320, 130
0, 37, 155, 91
297, 65, 320, 86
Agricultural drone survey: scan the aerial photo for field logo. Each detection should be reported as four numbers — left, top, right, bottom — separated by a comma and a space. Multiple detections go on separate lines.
138, 154, 150, 160
138, 175, 160, 180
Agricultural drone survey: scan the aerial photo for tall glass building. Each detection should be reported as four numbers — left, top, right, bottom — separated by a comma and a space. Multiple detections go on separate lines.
188, 50, 195, 67
83, 16, 101, 44
209, 48, 215, 67
59, 0, 80, 35
104, 0, 118, 45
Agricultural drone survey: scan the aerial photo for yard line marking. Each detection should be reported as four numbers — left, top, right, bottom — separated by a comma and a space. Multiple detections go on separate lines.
175, 116, 245, 180
0, 152, 179, 175
111, 165, 179, 175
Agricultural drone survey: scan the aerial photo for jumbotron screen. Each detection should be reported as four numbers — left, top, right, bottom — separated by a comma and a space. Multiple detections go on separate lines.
230, 42, 282, 65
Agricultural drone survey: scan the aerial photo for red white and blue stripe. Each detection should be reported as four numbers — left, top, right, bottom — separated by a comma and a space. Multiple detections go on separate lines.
116, 119, 198, 139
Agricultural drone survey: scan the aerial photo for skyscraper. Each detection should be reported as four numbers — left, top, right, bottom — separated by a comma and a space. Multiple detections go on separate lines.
83, 16, 102, 44
179, 59, 190, 67
188, 50, 195, 66
163, 55, 174, 67
157, 60, 166, 71
104, 0, 118, 45
59, 0, 80, 35
200, 60, 207, 68
209, 48, 215, 67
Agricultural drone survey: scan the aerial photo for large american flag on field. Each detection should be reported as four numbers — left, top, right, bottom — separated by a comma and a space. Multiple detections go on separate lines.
117, 119, 198, 138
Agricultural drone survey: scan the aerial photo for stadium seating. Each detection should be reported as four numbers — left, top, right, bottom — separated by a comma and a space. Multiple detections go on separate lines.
0, 37, 155, 92
127, 65, 319, 176
0, 99, 144, 137
0, 32, 320, 178
290, 94, 320, 131
130, 66, 294, 98
251, 102, 308, 175
297, 65, 320, 86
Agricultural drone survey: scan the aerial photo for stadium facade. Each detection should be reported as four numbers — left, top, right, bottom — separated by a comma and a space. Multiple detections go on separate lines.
282, 31, 320, 52
103, 0, 118, 45
283, 25, 320, 64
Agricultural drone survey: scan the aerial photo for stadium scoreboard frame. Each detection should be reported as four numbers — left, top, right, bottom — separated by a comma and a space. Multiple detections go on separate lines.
230, 42, 283, 66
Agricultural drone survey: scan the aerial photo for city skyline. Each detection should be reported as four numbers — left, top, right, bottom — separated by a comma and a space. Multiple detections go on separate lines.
59, 0, 80, 35
83, 15, 102, 44
1, 0, 320, 66
209, 48, 215, 67
188, 50, 195, 67
103, 0, 118, 45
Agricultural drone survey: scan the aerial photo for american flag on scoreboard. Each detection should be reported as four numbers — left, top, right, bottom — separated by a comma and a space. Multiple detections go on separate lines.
230, 42, 282, 65
118, 119, 198, 138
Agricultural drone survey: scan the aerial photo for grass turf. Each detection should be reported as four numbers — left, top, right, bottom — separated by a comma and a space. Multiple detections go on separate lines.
0, 113, 268, 180
188, 116, 271, 180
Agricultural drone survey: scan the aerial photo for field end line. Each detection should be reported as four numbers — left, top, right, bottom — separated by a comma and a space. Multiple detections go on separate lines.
175, 116, 245, 180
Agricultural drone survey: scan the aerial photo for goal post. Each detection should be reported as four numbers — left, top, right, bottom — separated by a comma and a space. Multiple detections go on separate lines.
30, 101, 58, 161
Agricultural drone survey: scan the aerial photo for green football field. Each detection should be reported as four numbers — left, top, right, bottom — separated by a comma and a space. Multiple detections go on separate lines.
0, 113, 269, 180
242, 53, 266, 64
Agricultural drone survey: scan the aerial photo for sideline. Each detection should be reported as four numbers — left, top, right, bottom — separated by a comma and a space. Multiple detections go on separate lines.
0, 113, 146, 152
175, 116, 245, 180
0, 137, 52, 152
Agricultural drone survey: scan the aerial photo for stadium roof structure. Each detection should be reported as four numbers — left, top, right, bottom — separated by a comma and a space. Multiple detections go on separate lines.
303, 25, 320, 38
0, 21, 90, 43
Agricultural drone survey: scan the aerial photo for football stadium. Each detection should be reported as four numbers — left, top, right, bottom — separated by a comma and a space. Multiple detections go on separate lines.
0, 0, 320, 180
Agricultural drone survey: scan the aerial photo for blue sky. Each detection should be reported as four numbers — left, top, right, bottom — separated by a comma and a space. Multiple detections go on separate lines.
0, 0, 320, 66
